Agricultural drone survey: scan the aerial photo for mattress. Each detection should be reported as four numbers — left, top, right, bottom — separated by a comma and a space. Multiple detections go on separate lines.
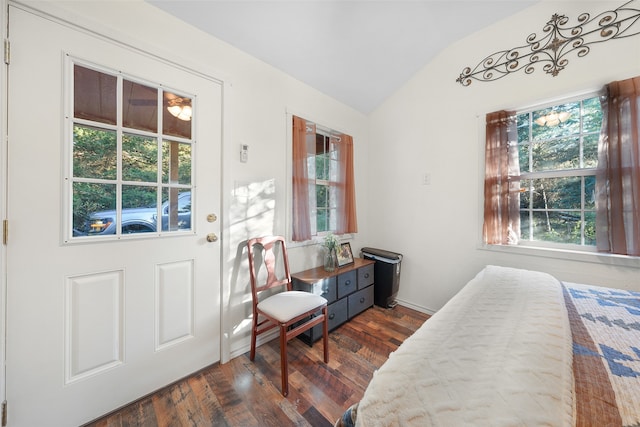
336, 265, 640, 426
352, 265, 575, 426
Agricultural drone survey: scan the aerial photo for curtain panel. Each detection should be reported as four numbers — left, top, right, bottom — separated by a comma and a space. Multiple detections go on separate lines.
483, 110, 520, 245
596, 76, 640, 256
336, 134, 358, 234
292, 116, 312, 241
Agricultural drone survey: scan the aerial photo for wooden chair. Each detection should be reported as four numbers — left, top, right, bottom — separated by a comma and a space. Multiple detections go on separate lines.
246, 235, 329, 396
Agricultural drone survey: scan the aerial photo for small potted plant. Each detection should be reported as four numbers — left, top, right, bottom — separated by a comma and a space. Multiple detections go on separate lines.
323, 232, 339, 272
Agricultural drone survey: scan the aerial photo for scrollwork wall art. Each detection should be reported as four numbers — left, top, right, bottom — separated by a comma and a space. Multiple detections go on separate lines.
456, 0, 640, 86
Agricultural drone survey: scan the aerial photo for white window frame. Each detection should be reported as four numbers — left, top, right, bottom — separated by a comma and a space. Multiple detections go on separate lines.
63, 55, 196, 243
477, 91, 640, 268
516, 92, 601, 251
285, 110, 354, 247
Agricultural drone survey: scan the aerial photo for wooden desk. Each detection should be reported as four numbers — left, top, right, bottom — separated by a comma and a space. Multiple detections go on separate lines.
292, 258, 375, 344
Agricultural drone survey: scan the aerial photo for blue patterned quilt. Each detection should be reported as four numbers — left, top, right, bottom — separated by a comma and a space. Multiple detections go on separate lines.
563, 282, 640, 427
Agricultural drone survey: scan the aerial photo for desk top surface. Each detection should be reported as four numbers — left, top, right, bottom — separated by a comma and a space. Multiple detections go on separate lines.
291, 258, 374, 283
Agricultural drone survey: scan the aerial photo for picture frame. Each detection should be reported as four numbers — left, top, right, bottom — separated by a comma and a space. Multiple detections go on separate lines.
337, 242, 354, 267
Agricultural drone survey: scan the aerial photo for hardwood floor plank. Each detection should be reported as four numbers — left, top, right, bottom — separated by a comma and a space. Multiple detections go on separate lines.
85, 305, 430, 427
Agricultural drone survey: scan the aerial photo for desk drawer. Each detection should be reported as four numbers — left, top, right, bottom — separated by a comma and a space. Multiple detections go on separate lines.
337, 270, 357, 299
348, 285, 374, 318
358, 264, 374, 289
302, 298, 348, 344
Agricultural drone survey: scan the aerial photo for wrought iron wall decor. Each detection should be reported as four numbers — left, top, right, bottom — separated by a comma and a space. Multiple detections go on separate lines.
456, 0, 640, 86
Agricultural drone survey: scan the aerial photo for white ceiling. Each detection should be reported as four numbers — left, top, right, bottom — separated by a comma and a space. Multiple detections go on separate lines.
148, 1, 537, 114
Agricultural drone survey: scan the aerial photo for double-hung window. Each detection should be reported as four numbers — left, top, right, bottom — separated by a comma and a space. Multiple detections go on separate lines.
291, 115, 358, 242
484, 74, 640, 256
517, 95, 602, 247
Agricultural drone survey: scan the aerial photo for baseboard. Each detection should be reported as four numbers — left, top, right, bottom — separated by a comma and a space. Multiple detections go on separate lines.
228, 329, 279, 361
395, 298, 436, 316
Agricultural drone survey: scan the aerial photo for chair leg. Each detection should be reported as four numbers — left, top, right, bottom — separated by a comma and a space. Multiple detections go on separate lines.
250, 316, 258, 361
322, 306, 329, 363
280, 325, 289, 396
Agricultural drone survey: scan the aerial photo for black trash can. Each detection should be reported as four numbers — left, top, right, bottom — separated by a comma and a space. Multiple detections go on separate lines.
361, 247, 402, 308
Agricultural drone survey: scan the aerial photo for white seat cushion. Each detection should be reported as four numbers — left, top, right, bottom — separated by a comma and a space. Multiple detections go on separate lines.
258, 291, 327, 323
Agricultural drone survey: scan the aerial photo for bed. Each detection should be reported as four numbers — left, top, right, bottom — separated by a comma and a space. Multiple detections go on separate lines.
336, 265, 640, 427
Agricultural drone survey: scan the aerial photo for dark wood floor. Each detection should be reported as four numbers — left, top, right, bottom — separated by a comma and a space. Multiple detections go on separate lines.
85, 305, 430, 427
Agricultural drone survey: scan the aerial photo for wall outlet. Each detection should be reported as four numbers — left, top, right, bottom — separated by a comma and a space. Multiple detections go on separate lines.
422, 172, 431, 185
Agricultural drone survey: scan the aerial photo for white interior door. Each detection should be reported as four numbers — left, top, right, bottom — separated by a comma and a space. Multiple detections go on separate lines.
6, 6, 222, 426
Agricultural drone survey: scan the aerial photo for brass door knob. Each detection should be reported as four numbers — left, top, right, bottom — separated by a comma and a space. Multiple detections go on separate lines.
206, 233, 218, 242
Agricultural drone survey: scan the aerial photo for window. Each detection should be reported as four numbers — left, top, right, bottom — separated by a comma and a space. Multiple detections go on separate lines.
314, 130, 338, 234
484, 74, 640, 256
68, 60, 194, 240
291, 116, 357, 242
516, 95, 602, 247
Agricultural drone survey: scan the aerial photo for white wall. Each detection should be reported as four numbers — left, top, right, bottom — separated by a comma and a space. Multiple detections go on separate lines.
368, 0, 640, 314
17, 0, 640, 362
19, 0, 371, 361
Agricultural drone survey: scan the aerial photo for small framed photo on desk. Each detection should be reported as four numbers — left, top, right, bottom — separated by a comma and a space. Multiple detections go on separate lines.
337, 242, 354, 267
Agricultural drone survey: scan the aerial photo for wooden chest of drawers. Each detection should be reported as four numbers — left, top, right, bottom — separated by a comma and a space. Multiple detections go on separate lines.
292, 258, 374, 344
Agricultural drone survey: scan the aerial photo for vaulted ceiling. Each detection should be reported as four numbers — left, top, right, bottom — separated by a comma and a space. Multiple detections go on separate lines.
148, 1, 537, 114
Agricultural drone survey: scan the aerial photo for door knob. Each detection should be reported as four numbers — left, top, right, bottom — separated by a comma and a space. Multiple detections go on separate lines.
206, 233, 218, 242
207, 213, 217, 223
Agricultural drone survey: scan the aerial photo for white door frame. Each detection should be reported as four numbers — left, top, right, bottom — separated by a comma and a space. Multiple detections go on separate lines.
1, 0, 8, 417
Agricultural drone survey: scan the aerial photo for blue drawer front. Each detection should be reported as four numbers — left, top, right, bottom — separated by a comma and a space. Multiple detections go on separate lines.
337, 270, 357, 299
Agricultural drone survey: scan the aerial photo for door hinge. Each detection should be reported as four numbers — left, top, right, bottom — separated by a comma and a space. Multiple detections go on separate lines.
3, 39, 9, 65
3, 220, 7, 245
1, 400, 6, 427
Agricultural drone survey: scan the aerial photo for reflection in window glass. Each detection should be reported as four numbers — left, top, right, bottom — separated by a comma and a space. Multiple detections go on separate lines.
73, 125, 117, 180
74, 65, 117, 125
163, 93, 192, 139
73, 182, 116, 235
120, 185, 157, 234
123, 80, 158, 132
161, 188, 191, 232
123, 134, 158, 182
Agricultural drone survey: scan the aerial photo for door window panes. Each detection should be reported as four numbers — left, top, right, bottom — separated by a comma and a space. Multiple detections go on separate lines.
69, 60, 194, 240
74, 65, 117, 125
163, 92, 192, 139
123, 134, 158, 182
123, 80, 157, 133
162, 140, 192, 185
73, 125, 117, 180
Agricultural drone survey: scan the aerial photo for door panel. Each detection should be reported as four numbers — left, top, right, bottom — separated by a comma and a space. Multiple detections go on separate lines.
6, 6, 221, 425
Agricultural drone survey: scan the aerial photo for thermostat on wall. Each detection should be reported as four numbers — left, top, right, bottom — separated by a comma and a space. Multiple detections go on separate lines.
240, 144, 249, 163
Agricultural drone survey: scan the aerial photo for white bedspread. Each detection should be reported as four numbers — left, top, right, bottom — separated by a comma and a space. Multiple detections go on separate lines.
356, 265, 574, 427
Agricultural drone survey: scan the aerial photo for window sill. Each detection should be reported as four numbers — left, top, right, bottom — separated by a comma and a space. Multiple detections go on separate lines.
287, 233, 355, 249
478, 242, 640, 269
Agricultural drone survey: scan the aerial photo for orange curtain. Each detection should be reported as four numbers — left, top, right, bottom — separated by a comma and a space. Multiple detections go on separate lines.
336, 134, 358, 234
292, 116, 312, 241
483, 110, 519, 245
596, 76, 640, 256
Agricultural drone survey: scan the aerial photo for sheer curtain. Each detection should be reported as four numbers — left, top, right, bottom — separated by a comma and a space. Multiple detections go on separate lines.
291, 116, 358, 242
596, 76, 640, 256
292, 116, 313, 241
336, 133, 358, 234
483, 110, 520, 245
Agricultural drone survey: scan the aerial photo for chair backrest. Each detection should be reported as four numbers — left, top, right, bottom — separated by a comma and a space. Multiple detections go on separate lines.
247, 236, 292, 302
